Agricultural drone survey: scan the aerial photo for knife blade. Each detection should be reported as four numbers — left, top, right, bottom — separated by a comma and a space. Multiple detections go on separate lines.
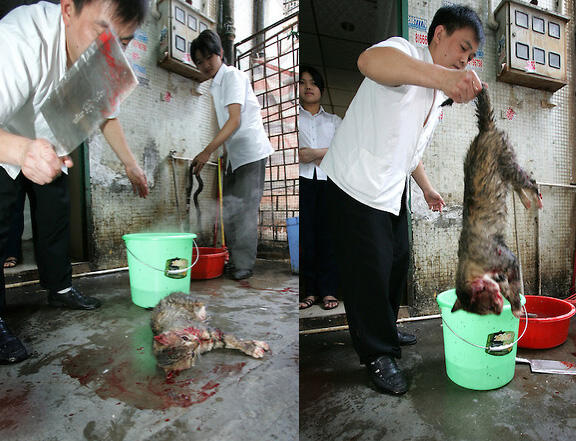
516, 357, 576, 375
40, 29, 138, 156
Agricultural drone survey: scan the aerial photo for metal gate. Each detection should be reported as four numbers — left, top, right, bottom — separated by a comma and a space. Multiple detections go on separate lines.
234, 12, 299, 253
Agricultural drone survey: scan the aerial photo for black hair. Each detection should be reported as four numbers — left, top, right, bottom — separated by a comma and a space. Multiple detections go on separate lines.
73, 0, 148, 26
299, 65, 325, 94
427, 5, 485, 47
190, 29, 223, 65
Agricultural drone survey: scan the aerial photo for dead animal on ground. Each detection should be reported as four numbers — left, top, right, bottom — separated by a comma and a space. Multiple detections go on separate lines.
151, 291, 270, 373
453, 88, 542, 317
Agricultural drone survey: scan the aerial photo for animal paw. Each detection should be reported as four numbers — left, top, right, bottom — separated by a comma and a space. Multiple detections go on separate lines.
243, 340, 270, 358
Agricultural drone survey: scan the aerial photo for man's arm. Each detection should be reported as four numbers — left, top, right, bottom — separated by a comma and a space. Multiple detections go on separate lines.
100, 118, 149, 198
192, 103, 241, 174
0, 128, 73, 184
411, 161, 445, 212
357, 47, 480, 103
299, 147, 328, 164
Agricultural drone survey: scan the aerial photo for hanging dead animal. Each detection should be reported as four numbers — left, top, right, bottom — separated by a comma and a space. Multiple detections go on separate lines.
151, 292, 270, 373
453, 88, 542, 317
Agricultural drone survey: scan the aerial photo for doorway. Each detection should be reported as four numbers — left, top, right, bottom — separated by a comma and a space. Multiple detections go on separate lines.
298, 0, 412, 331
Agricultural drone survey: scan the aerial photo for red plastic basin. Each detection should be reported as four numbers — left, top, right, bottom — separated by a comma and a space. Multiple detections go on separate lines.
518, 295, 576, 349
190, 247, 228, 280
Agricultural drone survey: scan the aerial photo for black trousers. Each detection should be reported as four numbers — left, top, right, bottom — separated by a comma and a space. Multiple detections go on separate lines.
0, 168, 72, 311
325, 178, 409, 363
5, 185, 26, 261
223, 158, 267, 271
299, 175, 338, 298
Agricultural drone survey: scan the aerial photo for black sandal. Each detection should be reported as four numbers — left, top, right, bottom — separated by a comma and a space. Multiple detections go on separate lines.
299, 296, 317, 310
3, 257, 17, 269
322, 296, 339, 310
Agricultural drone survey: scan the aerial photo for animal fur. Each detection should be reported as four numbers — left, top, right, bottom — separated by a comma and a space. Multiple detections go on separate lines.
151, 292, 269, 373
453, 88, 542, 317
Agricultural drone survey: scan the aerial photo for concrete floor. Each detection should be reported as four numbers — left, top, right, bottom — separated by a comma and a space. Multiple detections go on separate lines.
1, 259, 298, 441
300, 316, 576, 441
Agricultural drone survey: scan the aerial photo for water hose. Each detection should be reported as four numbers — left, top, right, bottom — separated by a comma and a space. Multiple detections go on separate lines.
170, 153, 185, 232
217, 157, 226, 247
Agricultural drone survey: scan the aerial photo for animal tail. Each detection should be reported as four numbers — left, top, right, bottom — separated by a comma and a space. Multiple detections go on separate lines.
475, 88, 495, 133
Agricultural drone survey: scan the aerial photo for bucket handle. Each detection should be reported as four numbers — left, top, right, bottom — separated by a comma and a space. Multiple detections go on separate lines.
125, 239, 200, 275
441, 304, 528, 352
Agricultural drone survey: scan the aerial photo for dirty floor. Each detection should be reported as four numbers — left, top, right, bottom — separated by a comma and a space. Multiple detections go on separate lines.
300, 316, 576, 441
1, 259, 298, 441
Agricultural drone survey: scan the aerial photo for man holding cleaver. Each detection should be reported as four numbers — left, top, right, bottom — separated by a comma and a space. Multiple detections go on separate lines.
0, 0, 149, 364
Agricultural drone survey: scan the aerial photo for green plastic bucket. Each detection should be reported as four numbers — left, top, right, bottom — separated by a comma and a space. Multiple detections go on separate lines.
122, 233, 197, 308
436, 289, 526, 390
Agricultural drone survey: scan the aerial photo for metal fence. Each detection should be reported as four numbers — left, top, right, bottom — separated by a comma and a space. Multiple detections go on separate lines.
235, 13, 299, 249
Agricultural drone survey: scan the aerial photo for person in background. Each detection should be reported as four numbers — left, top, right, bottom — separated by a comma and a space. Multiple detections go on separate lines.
0, 0, 149, 365
190, 29, 274, 281
321, 5, 484, 395
298, 66, 341, 311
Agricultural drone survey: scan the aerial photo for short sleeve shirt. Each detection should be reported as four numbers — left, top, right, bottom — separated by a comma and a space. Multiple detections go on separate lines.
320, 37, 446, 215
0, 1, 67, 179
298, 106, 342, 180
210, 64, 274, 172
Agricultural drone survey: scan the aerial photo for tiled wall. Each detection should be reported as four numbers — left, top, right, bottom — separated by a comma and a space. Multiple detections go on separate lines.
87, 3, 220, 267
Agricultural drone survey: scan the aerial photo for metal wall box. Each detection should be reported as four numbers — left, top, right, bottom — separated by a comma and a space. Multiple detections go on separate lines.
157, 0, 215, 82
494, 0, 569, 92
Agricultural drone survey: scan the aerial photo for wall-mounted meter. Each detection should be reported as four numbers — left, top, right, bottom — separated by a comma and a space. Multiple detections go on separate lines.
157, 0, 216, 82
494, 0, 569, 92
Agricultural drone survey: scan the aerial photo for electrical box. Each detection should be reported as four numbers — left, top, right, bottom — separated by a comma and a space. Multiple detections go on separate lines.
157, 0, 215, 82
494, 0, 569, 92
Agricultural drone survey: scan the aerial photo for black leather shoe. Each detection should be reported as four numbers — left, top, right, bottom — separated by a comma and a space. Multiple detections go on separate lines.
367, 355, 408, 395
232, 269, 253, 280
398, 330, 417, 346
0, 317, 29, 364
48, 287, 102, 310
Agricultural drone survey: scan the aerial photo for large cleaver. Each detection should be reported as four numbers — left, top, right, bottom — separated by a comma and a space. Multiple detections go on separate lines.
516, 357, 576, 375
40, 29, 137, 156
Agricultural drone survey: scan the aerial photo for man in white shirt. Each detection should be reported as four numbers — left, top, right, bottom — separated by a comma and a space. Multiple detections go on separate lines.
321, 5, 484, 395
298, 66, 341, 310
0, 0, 149, 364
190, 30, 273, 281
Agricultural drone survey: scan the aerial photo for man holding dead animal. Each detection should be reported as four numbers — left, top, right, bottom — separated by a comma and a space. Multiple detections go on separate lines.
321, 5, 485, 395
0, 0, 149, 365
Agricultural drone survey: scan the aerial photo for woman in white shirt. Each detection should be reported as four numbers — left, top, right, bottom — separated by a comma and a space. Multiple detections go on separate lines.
298, 66, 342, 310
190, 30, 273, 281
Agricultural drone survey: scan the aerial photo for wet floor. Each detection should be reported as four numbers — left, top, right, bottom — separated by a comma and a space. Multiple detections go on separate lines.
1, 259, 298, 441
300, 317, 576, 441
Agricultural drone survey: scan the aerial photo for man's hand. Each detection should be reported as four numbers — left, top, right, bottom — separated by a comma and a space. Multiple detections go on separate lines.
125, 163, 149, 198
442, 70, 482, 104
192, 149, 211, 174
20, 139, 73, 185
424, 188, 446, 212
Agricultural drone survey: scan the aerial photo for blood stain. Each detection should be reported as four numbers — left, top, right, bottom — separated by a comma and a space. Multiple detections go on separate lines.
62, 346, 224, 410
0, 387, 31, 431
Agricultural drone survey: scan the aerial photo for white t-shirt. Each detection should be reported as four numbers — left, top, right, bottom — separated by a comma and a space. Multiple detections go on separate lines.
210, 63, 274, 172
321, 37, 446, 215
298, 105, 342, 181
0, 1, 67, 179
